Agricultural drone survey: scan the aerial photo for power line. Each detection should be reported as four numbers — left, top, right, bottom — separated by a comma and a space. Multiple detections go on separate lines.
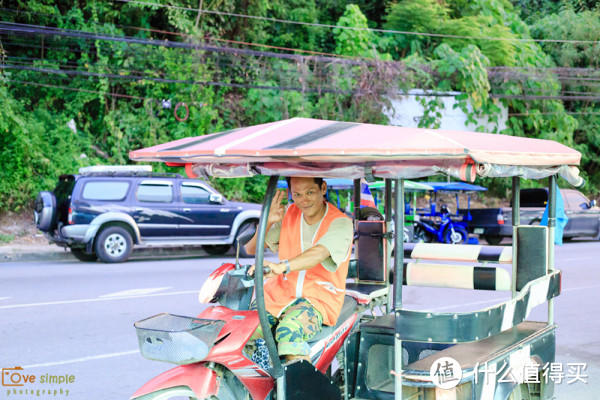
7, 39, 600, 93
5, 28, 599, 79
489, 66, 600, 75
8, 76, 597, 116
118, 0, 600, 45
0, 41, 363, 82
6, 45, 600, 93
5, 48, 600, 99
7, 64, 600, 102
0, 50, 362, 82
509, 111, 600, 116
6, 58, 600, 101
491, 93, 600, 101
0, 22, 363, 65
7, 76, 600, 121
2, 77, 149, 100
5, 24, 600, 102
0, 6, 353, 60
5, 21, 600, 84
1, 64, 358, 94
0, 43, 323, 74
6, 49, 600, 101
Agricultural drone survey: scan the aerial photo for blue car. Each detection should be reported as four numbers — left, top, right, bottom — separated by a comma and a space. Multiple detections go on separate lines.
34, 165, 261, 263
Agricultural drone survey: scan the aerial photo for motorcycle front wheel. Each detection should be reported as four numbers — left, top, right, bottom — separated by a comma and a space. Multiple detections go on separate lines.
443, 226, 468, 245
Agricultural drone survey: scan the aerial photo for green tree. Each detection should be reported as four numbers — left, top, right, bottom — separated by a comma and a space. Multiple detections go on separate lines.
334, 4, 388, 59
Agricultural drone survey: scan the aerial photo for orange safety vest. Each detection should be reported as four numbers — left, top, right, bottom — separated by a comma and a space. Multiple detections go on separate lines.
264, 202, 351, 326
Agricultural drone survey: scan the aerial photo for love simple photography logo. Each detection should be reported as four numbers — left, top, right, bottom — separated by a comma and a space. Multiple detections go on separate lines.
2, 367, 75, 398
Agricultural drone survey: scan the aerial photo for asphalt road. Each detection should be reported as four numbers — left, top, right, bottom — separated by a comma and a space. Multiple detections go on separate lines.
0, 240, 599, 399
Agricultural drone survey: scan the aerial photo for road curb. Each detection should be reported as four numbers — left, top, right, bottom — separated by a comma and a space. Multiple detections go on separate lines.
0, 246, 222, 263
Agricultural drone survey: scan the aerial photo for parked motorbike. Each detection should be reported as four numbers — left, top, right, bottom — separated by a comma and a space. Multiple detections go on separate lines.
131, 229, 367, 400
413, 204, 468, 244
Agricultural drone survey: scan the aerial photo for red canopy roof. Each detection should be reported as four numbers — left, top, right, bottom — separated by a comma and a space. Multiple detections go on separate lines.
129, 118, 583, 184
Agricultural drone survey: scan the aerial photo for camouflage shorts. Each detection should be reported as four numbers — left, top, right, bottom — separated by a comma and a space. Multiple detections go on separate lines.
251, 298, 323, 356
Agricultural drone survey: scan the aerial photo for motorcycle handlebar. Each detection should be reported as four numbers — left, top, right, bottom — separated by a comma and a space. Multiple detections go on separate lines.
244, 265, 271, 279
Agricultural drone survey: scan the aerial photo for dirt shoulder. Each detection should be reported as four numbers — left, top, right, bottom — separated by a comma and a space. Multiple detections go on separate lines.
0, 212, 48, 247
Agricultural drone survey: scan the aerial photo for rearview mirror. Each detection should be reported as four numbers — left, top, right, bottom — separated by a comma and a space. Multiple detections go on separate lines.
590, 199, 597, 208
209, 193, 224, 204
236, 224, 257, 246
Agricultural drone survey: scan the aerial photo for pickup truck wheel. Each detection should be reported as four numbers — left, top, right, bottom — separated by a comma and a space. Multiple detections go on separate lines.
34, 191, 57, 232
203, 245, 231, 256
483, 235, 503, 245
70, 248, 98, 262
529, 218, 542, 226
443, 226, 468, 244
95, 226, 133, 263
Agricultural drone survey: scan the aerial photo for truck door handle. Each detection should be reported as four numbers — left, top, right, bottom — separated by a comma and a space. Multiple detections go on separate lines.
183, 208, 192, 213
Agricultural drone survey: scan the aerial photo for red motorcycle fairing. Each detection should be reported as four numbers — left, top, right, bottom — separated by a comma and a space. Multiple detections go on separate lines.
313, 313, 358, 373
130, 363, 218, 399
198, 306, 275, 400
132, 300, 357, 400
131, 306, 275, 400
198, 263, 236, 303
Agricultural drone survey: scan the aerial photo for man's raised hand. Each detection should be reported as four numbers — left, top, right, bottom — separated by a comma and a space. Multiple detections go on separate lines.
267, 189, 286, 226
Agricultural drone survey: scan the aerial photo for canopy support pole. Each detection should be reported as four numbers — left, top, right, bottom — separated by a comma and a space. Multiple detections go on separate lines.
393, 179, 405, 399
254, 176, 284, 383
353, 179, 361, 221
385, 179, 393, 313
548, 175, 557, 325
511, 177, 520, 299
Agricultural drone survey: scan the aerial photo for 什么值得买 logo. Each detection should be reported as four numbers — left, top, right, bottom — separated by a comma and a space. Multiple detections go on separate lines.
430, 357, 463, 390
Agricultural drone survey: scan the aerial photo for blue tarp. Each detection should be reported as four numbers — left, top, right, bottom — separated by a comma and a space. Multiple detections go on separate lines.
540, 183, 569, 245
426, 182, 487, 192
278, 179, 435, 191
277, 178, 352, 189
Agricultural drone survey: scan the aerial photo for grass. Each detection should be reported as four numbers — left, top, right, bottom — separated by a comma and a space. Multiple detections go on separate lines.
0, 233, 15, 244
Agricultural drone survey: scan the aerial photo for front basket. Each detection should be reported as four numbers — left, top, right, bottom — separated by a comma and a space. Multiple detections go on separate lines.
135, 313, 225, 365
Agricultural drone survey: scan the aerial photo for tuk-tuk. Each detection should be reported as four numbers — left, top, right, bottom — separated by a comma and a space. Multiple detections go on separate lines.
129, 118, 583, 400
413, 182, 487, 245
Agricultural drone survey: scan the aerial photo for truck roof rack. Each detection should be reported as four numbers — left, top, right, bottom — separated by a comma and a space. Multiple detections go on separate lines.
79, 165, 152, 174
77, 165, 183, 178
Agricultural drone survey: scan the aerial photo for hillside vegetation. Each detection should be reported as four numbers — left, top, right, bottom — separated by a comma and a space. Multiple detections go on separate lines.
1, 0, 599, 211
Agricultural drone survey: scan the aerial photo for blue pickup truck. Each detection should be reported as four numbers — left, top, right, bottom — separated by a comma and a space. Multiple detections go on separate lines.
465, 188, 600, 244
34, 166, 261, 262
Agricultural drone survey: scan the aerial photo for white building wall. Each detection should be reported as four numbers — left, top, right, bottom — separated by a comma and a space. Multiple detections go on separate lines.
384, 90, 508, 133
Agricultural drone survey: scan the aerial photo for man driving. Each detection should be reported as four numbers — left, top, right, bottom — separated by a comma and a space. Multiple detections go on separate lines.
245, 177, 353, 363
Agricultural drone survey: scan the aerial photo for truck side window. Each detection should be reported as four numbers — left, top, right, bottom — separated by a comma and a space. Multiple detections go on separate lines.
82, 181, 130, 201
136, 183, 173, 203
181, 184, 210, 204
